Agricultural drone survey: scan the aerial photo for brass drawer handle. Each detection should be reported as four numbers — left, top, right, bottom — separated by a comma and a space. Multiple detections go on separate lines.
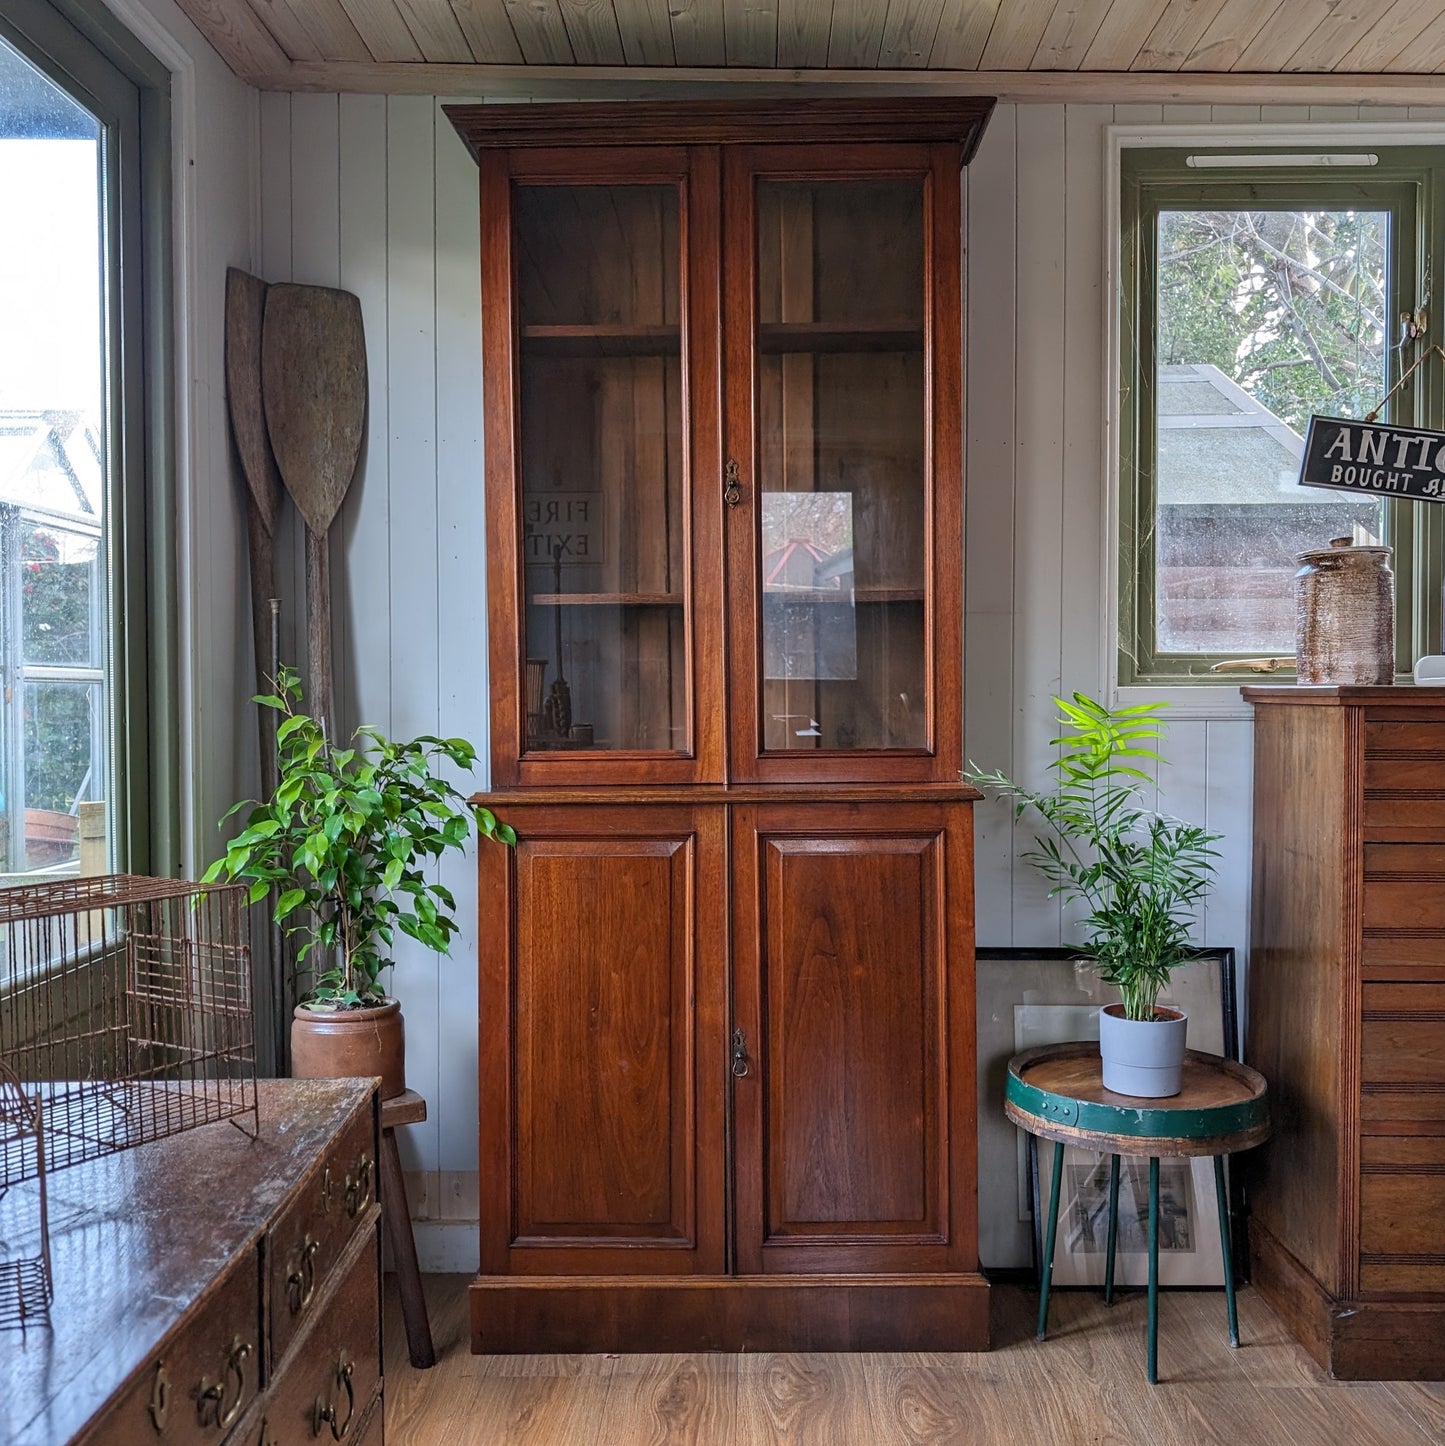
287, 1236, 321, 1315
345, 1155, 373, 1218
313, 1351, 356, 1440
196, 1336, 251, 1431
321, 1163, 333, 1215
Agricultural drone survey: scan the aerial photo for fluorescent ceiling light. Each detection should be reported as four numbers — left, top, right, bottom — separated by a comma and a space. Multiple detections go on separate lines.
1185, 153, 1379, 168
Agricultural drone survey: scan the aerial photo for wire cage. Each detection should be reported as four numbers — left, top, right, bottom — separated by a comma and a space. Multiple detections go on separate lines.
0, 1058, 50, 1328
0, 874, 257, 1177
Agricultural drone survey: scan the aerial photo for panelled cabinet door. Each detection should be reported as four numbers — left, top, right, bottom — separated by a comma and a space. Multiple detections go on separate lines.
723, 144, 964, 784
730, 801, 979, 1274
481, 146, 725, 787
477, 804, 728, 1276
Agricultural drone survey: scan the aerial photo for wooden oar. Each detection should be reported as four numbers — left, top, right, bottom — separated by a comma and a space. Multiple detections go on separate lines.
224, 267, 284, 793
260, 283, 367, 741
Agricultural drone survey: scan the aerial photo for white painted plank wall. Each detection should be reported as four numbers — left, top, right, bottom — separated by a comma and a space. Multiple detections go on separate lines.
259, 101, 1422, 1260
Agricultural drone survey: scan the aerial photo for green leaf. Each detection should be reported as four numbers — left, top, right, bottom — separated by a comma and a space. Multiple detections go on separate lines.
247, 879, 270, 905
275, 888, 307, 921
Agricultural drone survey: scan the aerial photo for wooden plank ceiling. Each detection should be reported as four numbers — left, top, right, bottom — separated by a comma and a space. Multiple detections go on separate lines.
174, 0, 1445, 99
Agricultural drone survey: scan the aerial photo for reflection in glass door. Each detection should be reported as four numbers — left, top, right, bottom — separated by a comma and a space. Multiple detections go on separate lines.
0, 36, 110, 877
755, 178, 928, 754
514, 181, 687, 756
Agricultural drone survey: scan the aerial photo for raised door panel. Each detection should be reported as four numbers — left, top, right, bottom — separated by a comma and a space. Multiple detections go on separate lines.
481, 145, 724, 788
723, 144, 964, 785
732, 801, 977, 1274
478, 805, 727, 1275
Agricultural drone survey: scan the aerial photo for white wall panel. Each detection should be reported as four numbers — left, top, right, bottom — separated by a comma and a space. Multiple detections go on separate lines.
1010, 104, 1067, 948
384, 96, 443, 1175
963, 103, 1018, 949
433, 105, 488, 1175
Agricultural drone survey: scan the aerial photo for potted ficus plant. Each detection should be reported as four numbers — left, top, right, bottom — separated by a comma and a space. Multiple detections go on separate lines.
203, 666, 515, 1098
968, 693, 1220, 1097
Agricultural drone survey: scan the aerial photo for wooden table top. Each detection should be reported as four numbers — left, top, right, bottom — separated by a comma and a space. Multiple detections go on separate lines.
2, 1077, 376, 1446
1005, 1043, 1270, 1157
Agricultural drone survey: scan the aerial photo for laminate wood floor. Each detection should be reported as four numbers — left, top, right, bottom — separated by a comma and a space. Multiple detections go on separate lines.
383, 1275, 1444, 1445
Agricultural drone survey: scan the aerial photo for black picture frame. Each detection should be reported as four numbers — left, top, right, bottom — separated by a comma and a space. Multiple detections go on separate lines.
975, 946, 1240, 1284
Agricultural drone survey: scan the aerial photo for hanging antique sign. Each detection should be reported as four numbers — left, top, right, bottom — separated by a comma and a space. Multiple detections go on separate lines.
1299, 415, 1445, 502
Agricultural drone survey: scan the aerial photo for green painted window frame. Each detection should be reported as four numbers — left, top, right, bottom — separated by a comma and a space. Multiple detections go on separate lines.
0, 0, 177, 873
1119, 146, 1445, 686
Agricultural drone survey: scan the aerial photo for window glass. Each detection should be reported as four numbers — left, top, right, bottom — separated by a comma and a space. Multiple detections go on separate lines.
0, 35, 109, 876
1154, 207, 1390, 655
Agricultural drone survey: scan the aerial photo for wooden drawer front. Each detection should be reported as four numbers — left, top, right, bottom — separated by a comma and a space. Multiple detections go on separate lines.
1364, 843, 1445, 878
1364, 881, 1445, 931
1364, 755, 1445, 834
1360, 983, 1445, 1124
1360, 1137, 1445, 1296
87, 1251, 260, 1445
267, 1104, 376, 1369
1366, 721, 1445, 756
263, 1228, 381, 1445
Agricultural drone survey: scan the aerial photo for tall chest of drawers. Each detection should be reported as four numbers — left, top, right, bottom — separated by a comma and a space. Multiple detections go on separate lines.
1245, 686, 1445, 1379
3, 1078, 383, 1444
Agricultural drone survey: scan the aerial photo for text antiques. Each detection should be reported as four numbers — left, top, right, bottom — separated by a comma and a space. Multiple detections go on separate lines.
1299, 416, 1445, 502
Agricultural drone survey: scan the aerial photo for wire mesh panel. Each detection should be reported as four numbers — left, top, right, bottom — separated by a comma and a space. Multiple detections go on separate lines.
0, 1059, 51, 1328
0, 875, 256, 1176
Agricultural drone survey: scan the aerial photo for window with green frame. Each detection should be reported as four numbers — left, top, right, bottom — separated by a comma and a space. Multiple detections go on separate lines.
0, 0, 176, 875
1119, 147, 1445, 685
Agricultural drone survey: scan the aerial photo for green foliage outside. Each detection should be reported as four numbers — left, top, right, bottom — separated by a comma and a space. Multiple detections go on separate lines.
1157, 209, 1389, 431
20, 526, 97, 823
968, 694, 1220, 1022
203, 667, 516, 1009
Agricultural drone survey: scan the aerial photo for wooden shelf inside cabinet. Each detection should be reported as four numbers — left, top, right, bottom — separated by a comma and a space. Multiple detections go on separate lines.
764, 587, 925, 603
521, 324, 680, 357
756, 322, 924, 354
531, 592, 684, 606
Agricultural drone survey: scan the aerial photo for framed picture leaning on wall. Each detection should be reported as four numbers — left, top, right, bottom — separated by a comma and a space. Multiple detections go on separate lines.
975, 946, 1239, 1284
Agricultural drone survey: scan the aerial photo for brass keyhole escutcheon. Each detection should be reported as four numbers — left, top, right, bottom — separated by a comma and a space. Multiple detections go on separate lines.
147, 1361, 169, 1433
724, 458, 742, 508
731, 1027, 749, 1077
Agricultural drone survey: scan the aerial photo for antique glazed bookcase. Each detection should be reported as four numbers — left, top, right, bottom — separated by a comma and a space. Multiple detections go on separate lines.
447, 98, 993, 1353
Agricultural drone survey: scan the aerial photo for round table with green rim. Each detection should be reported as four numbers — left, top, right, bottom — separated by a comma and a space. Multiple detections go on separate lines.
1004, 1042, 1270, 1384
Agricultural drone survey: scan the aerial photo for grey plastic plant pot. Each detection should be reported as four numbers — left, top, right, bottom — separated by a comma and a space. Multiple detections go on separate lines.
1099, 1003, 1188, 1098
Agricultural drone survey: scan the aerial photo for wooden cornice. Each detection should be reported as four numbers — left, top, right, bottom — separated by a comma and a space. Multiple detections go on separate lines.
231, 62, 1445, 108
445, 97, 996, 161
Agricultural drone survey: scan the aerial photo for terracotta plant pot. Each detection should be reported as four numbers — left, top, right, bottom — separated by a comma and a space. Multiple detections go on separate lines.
1098, 1003, 1187, 1098
291, 998, 405, 1100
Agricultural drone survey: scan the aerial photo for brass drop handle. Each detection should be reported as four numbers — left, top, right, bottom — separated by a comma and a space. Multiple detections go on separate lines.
321, 1163, 333, 1214
147, 1360, 169, 1433
724, 458, 742, 508
345, 1154, 373, 1218
313, 1352, 356, 1441
196, 1337, 251, 1431
731, 1027, 750, 1078
287, 1236, 320, 1315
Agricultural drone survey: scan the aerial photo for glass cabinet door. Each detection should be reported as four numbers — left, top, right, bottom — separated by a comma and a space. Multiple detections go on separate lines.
484, 147, 722, 786
727, 148, 961, 782
517, 181, 684, 754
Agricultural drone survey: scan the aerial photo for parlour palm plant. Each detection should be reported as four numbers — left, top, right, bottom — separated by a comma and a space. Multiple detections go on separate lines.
968, 693, 1220, 1022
